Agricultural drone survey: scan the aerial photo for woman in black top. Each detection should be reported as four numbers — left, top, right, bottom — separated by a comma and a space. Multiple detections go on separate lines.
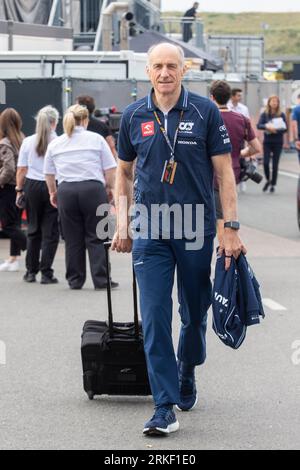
257, 95, 287, 193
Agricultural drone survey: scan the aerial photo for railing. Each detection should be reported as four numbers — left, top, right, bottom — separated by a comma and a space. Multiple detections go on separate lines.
80, 0, 101, 33
48, 0, 64, 27
93, 0, 109, 52
133, 0, 160, 30
159, 17, 205, 49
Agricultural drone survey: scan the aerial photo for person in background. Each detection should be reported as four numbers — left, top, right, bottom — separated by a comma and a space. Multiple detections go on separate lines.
228, 88, 250, 119
257, 95, 287, 193
16, 106, 60, 284
228, 88, 251, 192
76, 95, 118, 159
182, 2, 199, 43
210, 80, 262, 244
0, 108, 27, 272
44, 104, 117, 290
291, 93, 300, 163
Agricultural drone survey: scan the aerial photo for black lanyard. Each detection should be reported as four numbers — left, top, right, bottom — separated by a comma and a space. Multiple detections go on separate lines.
153, 110, 184, 162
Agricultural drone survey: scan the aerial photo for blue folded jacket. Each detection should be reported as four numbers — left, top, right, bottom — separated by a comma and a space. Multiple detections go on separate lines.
212, 252, 265, 349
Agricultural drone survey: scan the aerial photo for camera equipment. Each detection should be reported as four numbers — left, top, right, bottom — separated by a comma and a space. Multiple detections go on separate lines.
94, 107, 122, 137
239, 159, 263, 184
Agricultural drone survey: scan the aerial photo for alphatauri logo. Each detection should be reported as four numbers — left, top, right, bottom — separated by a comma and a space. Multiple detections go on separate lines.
141, 121, 155, 137
214, 292, 229, 308
179, 121, 195, 132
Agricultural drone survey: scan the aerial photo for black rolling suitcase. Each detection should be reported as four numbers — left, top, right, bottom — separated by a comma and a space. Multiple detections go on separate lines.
81, 242, 151, 399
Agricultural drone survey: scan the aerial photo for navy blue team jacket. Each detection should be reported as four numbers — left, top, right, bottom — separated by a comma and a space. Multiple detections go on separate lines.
212, 252, 265, 349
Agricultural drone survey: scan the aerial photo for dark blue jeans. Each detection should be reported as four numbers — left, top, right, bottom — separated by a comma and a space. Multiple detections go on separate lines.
133, 235, 214, 406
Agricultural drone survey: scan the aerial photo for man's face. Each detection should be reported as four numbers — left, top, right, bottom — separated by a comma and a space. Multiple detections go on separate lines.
146, 45, 186, 97
233, 92, 243, 104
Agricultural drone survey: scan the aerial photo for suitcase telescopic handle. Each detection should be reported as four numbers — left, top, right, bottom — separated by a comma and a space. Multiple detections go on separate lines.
104, 241, 140, 339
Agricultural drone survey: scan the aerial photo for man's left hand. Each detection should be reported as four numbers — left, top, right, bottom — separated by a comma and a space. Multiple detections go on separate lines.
218, 229, 247, 271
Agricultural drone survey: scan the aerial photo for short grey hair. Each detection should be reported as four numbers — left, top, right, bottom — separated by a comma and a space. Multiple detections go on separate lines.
147, 42, 185, 68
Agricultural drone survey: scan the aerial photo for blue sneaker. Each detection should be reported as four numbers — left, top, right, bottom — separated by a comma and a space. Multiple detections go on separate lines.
176, 361, 198, 412
143, 405, 179, 436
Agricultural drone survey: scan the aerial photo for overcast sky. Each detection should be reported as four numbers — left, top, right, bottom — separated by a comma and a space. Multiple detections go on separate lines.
161, 0, 300, 12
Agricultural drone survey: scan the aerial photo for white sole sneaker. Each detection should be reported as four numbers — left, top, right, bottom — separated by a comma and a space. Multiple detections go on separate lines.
0, 263, 9, 272
0, 260, 20, 272
143, 420, 180, 436
7, 265, 20, 272
175, 394, 198, 412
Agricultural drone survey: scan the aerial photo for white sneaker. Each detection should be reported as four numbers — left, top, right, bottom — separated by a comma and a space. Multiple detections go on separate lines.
0, 260, 20, 272
0, 261, 10, 271
240, 181, 247, 193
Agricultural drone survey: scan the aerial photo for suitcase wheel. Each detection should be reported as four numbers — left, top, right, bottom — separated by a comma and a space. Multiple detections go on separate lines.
87, 391, 94, 400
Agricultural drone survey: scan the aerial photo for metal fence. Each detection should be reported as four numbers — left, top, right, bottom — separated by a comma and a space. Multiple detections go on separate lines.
71, 78, 296, 116
207, 35, 264, 79
0, 77, 298, 137
0, 79, 64, 135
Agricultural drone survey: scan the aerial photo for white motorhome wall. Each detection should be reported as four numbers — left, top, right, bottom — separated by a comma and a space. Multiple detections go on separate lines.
54, 62, 128, 80
0, 62, 54, 80
8, 35, 73, 52
0, 51, 148, 80
0, 35, 6, 50
0, 20, 73, 52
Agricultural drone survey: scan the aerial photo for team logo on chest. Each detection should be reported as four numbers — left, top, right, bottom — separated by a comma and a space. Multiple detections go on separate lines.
141, 121, 155, 137
178, 121, 195, 133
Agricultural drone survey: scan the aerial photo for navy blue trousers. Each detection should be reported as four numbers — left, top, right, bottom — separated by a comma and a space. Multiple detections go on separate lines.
263, 142, 282, 186
133, 235, 214, 406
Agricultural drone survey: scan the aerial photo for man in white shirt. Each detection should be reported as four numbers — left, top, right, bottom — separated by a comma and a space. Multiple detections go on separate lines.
228, 88, 250, 119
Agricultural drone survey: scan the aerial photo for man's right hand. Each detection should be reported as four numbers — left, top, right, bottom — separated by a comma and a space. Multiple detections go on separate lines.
111, 231, 133, 253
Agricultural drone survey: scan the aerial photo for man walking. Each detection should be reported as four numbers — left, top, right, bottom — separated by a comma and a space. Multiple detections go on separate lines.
112, 43, 246, 436
210, 80, 261, 243
228, 88, 252, 192
76, 95, 118, 159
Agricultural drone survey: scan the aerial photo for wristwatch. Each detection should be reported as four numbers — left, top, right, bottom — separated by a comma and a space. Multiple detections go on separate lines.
15, 187, 24, 193
224, 221, 240, 230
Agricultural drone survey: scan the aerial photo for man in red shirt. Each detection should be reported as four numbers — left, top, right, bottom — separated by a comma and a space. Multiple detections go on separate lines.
210, 80, 262, 243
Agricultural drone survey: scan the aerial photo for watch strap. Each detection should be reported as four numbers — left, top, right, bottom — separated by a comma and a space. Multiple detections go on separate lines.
224, 221, 240, 230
